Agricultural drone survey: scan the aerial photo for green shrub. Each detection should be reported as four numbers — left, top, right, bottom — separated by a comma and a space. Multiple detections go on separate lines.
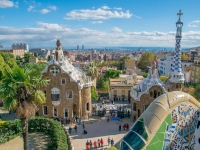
28, 117, 68, 150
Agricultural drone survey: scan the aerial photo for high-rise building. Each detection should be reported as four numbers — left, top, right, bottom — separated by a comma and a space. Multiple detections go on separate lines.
77, 45, 79, 50
82, 45, 84, 50
12, 43, 29, 51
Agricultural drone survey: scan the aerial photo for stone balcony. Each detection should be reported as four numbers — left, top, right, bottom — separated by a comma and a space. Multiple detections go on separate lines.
52, 101, 60, 106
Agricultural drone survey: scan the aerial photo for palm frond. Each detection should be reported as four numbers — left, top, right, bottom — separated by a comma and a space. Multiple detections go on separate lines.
3, 97, 17, 111
31, 90, 46, 104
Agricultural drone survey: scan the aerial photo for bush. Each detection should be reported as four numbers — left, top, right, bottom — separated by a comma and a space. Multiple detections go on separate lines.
0, 119, 22, 145
28, 117, 68, 150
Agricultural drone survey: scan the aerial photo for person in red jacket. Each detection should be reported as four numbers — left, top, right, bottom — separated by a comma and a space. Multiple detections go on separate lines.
100, 138, 104, 147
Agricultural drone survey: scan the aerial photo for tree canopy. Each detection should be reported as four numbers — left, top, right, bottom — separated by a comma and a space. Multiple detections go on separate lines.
137, 52, 155, 71
181, 53, 189, 60
91, 86, 99, 100
104, 69, 122, 79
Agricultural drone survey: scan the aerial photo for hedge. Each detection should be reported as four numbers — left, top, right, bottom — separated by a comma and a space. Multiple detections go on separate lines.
28, 117, 68, 150
0, 117, 68, 150
0, 119, 22, 144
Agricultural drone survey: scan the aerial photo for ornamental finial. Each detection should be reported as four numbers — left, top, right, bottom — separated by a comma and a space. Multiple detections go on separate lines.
176, 10, 183, 25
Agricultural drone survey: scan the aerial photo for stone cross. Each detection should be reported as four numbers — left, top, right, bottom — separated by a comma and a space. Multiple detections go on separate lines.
177, 10, 183, 17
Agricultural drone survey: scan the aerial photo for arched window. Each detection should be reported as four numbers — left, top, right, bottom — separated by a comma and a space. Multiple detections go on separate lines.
133, 102, 136, 111
154, 90, 157, 98
138, 109, 141, 118
150, 92, 153, 97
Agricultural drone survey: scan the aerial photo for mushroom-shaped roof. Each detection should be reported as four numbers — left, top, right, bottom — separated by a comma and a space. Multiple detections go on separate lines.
120, 91, 200, 150
56, 39, 62, 47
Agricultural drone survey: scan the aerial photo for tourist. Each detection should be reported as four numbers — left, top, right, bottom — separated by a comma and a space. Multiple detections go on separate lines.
90, 140, 93, 149
61, 118, 64, 124
68, 126, 72, 134
83, 130, 87, 134
123, 124, 126, 131
111, 138, 114, 146
93, 140, 97, 148
74, 125, 77, 133
107, 137, 111, 146
75, 116, 78, 123
98, 139, 101, 147
126, 123, 129, 131
82, 121, 85, 128
100, 138, 104, 147
119, 124, 121, 131
107, 116, 109, 122
86, 140, 90, 150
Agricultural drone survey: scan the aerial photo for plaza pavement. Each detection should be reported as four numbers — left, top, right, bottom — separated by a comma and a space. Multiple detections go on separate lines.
66, 116, 133, 150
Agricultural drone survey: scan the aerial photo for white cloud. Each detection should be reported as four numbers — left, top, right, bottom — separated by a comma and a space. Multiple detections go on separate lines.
111, 27, 122, 32
101, 5, 110, 9
40, 9, 50, 14
0, 15, 4, 18
188, 20, 200, 27
91, 21, 103, 24
65, 7, 133, 20
39, 5, 57, 14
114, 7, 122, 10
1, 22, 200, 47
0, 0, 14, 8
27, 5, 35, 11
14, 1, 18, 8
48, 5, 57, 10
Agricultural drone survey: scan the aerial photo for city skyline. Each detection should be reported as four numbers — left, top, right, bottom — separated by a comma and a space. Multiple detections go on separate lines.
0, 0, 200, 48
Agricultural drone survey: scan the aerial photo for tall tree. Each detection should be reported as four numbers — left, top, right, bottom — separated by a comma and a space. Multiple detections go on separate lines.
0, 67, 49, 150
86, 62, 98, 88
137, 52, 155, 71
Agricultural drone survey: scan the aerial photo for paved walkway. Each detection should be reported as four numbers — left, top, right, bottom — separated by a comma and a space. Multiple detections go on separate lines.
66, 116, 133, 150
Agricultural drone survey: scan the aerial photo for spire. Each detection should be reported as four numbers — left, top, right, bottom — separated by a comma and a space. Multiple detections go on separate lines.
170, 10, 185, 83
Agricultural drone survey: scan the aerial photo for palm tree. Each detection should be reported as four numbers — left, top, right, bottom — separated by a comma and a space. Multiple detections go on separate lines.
87, 62, 98, 88
0, 67, 49, 150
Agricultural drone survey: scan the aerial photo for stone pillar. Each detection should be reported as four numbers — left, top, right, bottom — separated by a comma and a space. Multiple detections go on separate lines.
81, 87, 92, 119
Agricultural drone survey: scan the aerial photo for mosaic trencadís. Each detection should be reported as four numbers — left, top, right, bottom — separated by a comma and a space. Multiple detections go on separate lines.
163, 104, 199, 150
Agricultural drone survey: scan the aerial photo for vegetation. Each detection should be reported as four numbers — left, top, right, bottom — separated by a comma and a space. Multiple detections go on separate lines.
181, 53, 189, 60
137, 52, 155, 71
91, 86, 99, 100
142, 73, 148, 78
95, 60, 120, 68
0, 119, 22, 145
0, 66, 49, 150
160, 75, 167, 82
28, 117, 68, 150
104, 69, 122, 79
0, 117, 68, 149
86, 62, 98, 88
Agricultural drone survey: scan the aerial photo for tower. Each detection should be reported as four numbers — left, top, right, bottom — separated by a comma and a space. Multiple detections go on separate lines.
169, 10, 185, 88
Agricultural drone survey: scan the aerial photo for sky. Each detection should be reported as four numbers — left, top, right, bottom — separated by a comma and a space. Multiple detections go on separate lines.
1, 0, 200, 49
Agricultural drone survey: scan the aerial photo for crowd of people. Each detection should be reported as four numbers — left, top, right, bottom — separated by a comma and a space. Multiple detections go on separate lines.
85, 137, 114, 150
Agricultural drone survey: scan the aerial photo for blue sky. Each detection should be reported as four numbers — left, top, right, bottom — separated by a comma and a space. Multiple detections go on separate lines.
1, 0, 200, 48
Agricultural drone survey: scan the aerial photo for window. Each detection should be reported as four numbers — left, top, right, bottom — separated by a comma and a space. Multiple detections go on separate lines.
43, 91, 46, 97
64, 108, 69, 118
196, 75, 198, 79
50, 66, 60, 76
158, 92, 160, 97
192, 67, 194, 71
61, 78, 66, 85
51, 88, 60, 101
122, 90, 125, 97
154, 90, 157, 98
43, 106, 48, 115
133, 102, 136, 111
143, 105, 149, 112
51, 94, 60, 101
53, 107, 58, 117
176, 84, 178, 89
114, 90, 117, 96
66, 91, 73, 99
150, 92, 153, 97
86, 103, 90, 111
